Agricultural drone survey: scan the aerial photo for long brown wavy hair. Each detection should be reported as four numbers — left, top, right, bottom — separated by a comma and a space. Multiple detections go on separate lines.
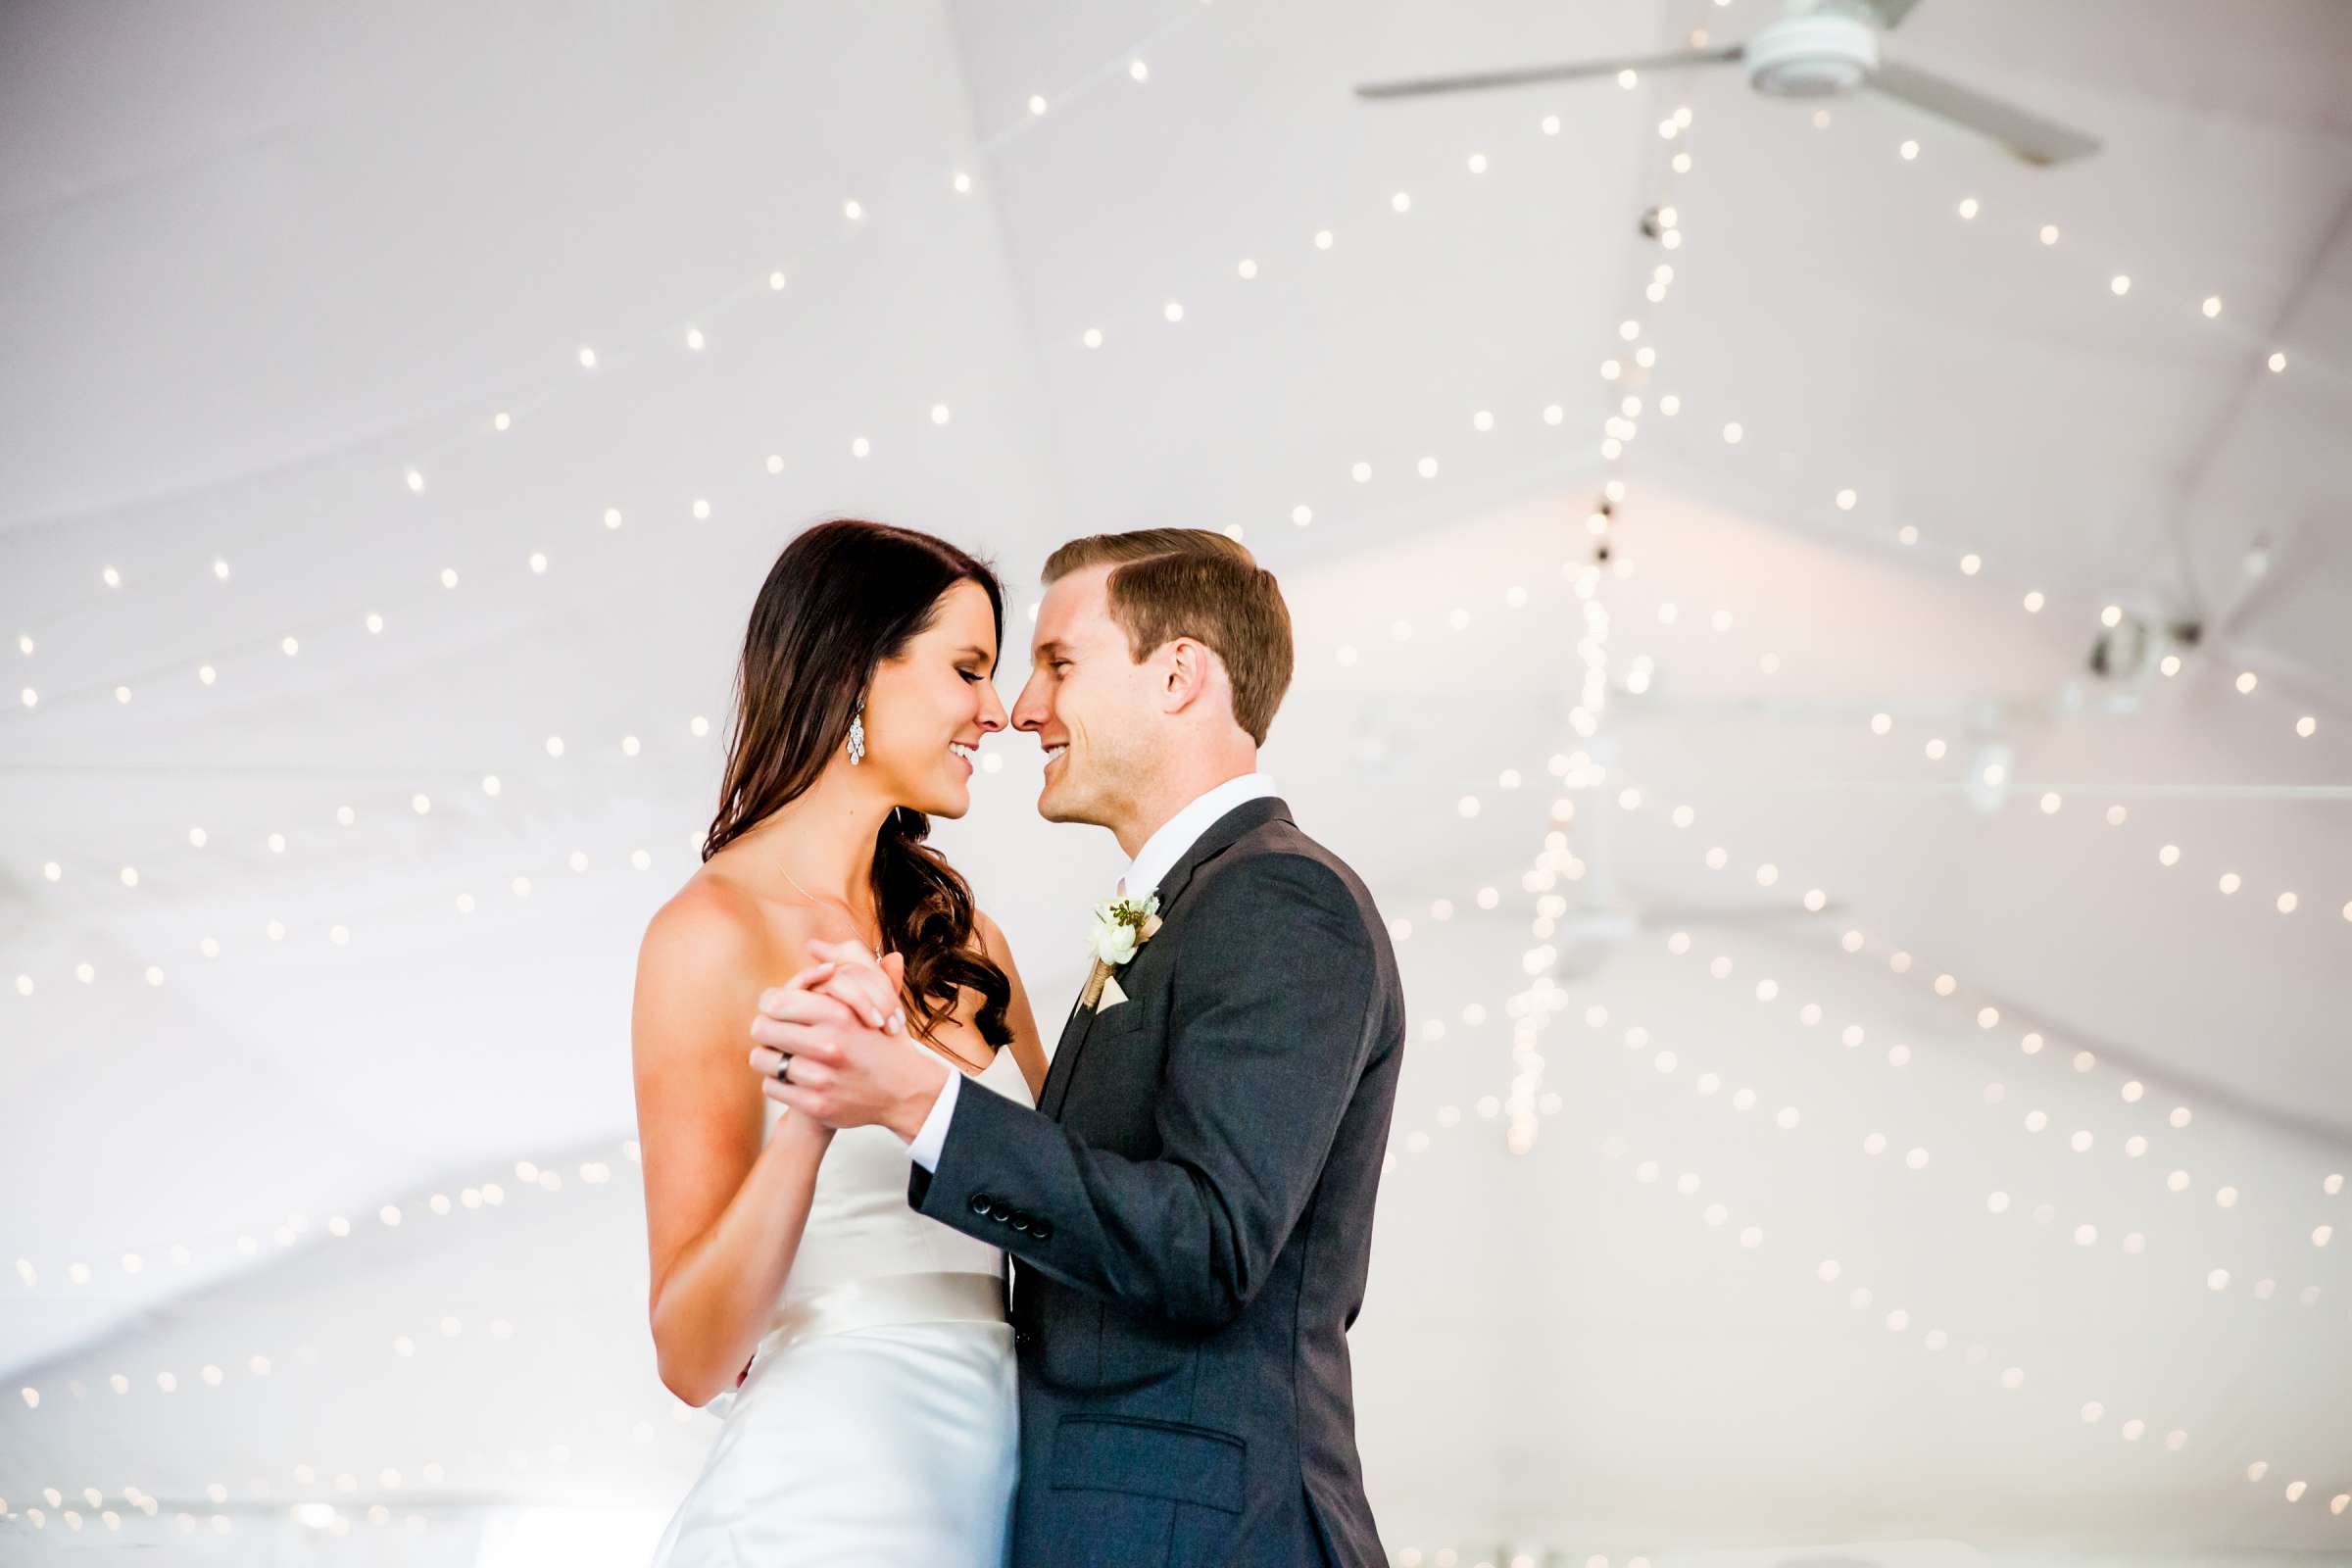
703, 519, 1012, 1048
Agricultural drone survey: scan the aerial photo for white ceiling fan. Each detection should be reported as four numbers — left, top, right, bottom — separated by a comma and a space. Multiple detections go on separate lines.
1355, 0, 2101, 167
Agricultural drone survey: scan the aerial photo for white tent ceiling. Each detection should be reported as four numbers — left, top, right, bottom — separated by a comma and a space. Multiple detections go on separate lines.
3, 0, 2349, 1560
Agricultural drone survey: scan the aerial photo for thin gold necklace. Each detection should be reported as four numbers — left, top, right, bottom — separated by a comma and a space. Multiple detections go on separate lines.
780, 864, 873, 950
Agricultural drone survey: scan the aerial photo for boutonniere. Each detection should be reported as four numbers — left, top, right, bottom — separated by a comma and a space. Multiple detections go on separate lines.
1081, 893, 1160, 1009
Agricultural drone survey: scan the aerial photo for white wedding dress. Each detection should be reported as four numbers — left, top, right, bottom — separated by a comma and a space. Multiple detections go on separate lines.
650, 1046, 1031, 1567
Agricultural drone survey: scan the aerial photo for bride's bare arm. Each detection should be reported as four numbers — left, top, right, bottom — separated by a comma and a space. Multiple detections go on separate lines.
632, 883, 843, 1406
976, 911, 1051, 1101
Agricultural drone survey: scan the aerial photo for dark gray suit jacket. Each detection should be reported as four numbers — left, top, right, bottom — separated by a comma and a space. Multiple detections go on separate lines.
908, 796, 1403, 1566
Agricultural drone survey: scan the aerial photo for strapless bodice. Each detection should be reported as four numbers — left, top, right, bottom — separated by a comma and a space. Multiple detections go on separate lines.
767, 1043, 1032, 1312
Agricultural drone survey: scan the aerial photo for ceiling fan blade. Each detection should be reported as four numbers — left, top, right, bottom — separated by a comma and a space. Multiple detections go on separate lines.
1356, 46, 1742, 102
1869, 0, 1927, 28
1868, 58, 2100, 165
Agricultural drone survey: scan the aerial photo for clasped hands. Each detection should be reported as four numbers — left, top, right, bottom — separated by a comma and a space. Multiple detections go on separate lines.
748, 939, 952, 1143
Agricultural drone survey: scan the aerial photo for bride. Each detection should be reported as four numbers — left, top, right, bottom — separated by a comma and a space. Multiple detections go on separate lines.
631, 518, 1050, 1565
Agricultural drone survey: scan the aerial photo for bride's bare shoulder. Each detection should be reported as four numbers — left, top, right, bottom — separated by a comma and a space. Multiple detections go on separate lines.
639, 861, 813, 981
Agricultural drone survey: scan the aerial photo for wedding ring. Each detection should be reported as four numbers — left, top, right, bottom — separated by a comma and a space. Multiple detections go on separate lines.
773, 1054, 793, 1084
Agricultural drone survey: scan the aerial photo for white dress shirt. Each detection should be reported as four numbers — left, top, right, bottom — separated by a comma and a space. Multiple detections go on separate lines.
906, 771, 1281, 1169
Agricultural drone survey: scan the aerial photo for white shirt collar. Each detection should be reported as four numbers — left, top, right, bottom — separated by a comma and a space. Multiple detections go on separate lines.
1122, 772, 1280, 902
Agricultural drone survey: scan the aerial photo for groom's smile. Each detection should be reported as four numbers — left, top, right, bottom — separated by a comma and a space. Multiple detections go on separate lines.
1012, 564, 1132, 828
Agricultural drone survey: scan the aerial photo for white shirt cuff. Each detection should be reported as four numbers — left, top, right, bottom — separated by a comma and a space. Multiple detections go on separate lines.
906, 1066, 961, 1171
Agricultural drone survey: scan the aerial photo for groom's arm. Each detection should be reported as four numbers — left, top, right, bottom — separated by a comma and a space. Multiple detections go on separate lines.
907, 852, 1376, 1330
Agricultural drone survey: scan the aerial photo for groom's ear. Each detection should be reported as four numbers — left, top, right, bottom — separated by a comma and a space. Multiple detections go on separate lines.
1161, 637, 1212, 709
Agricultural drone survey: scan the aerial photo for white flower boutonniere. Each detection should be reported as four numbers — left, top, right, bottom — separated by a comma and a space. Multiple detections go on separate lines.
1081, 893, 1160, 1009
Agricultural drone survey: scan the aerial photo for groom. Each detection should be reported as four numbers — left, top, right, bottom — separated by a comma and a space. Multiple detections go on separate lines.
758, 529, 1403, 1566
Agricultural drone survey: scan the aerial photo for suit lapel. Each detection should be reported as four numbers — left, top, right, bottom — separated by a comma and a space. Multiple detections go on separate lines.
1038, 979, 1099, 1120
1149, 795, 1289, 924
1036, 796, 1292, 1123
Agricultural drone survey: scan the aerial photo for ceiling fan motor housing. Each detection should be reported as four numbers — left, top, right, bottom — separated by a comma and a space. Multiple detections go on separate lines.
1744, 13, 1881, 98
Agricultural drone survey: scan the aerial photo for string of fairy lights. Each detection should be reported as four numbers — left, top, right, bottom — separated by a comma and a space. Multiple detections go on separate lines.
1366, 686, 2347, 1522
4, 1133, 717, 1544
12, 1144, 636, 1396
1356, 50, 2347, 1525
10, 0, 2339, 1005
1366, 580, 2346, 1323
8, 0, 2348, 1551
1615, 789, 2345, 1287
1355, 470, 2349, 1531
1378, 1027, 2352, 1550
1390, 1020, 2351, 1527
4, 21, 2332, 1316
1583, 54, 2336, 736
1378, 943, 2346, 1522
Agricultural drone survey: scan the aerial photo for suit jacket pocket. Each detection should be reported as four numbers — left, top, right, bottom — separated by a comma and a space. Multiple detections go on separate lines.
1049, 1415, 1247, 1514
1087, 989, 1159, 1041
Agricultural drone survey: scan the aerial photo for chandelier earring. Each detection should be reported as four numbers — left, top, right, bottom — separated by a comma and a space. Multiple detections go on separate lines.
847, 694, 867, 766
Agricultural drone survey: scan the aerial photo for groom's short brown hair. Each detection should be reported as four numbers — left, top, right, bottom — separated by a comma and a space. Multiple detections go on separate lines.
1042, 529, 1294, 746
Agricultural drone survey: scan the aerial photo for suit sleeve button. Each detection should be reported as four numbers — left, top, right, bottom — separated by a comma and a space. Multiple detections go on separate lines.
968, 1192, 994, 1216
